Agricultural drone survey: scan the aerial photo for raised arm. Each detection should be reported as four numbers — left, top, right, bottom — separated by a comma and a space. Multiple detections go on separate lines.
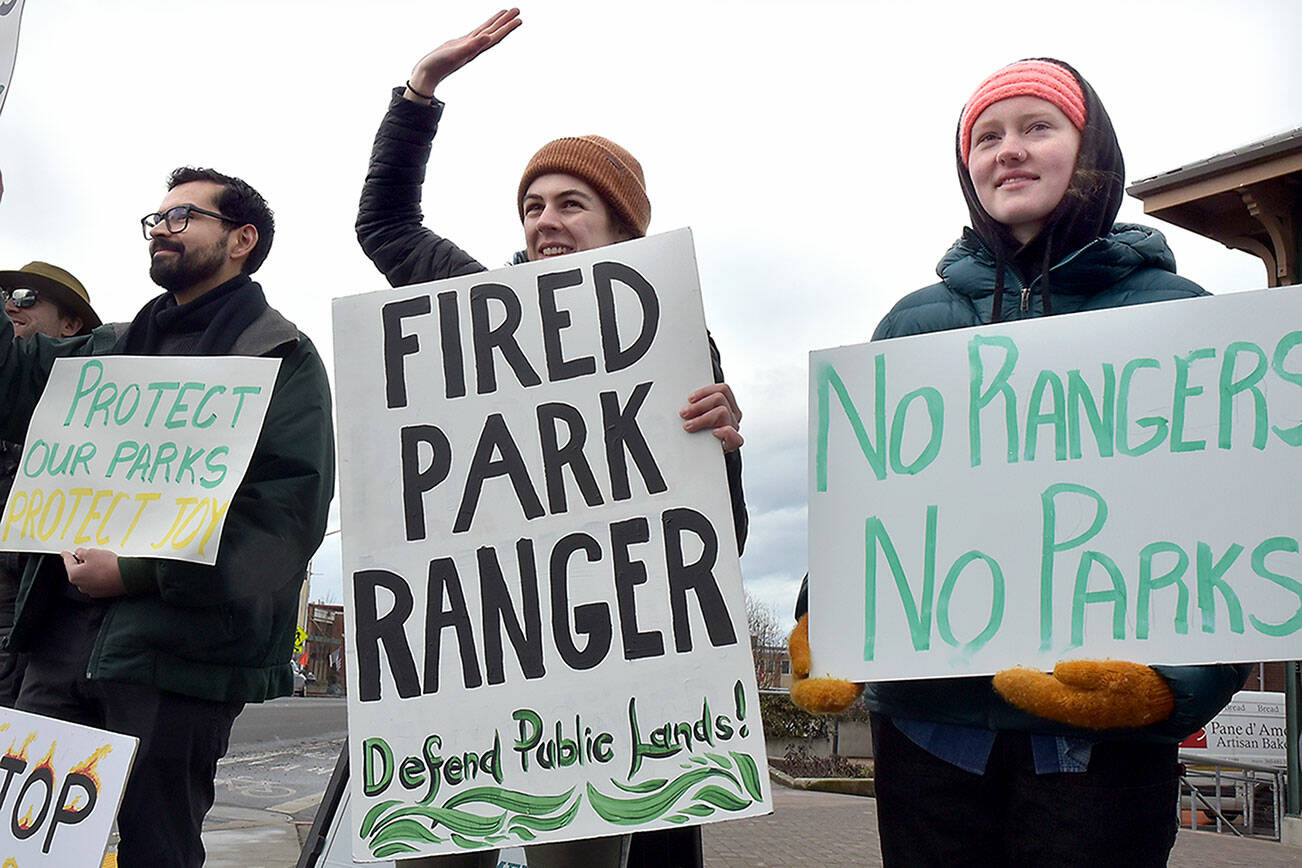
356, 10, 521, 286
403, 8, 522, 105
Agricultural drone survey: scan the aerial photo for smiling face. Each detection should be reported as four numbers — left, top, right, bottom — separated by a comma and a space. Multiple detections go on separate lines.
5, 294, 81, 340
147, 180, 242, 302
967, 96, 1082, 244
521, 174, 630, 261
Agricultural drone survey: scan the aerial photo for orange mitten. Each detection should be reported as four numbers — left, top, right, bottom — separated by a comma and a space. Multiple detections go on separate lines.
993, 660, 1175, 729
787, 613, 864, 714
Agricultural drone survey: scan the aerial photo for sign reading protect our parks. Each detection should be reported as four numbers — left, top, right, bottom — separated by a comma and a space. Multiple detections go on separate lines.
332, 230, 770, 862
0, 356, 279, 564
0, 705, 138, 867
809, 287, 1302, 682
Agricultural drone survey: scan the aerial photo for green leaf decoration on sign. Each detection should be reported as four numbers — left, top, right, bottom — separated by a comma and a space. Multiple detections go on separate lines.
586, 753, 761, 825
692, 784, 752, 812
359, 799, 401, 837
374, 841, 419, 858
361, 752, 764, 857
362, 785, 582, 857
371, 818, 446, 849
732, 751, 764, 801
501, 796, 582, 832
444, 785, 575, 814
612, 777, 668, 794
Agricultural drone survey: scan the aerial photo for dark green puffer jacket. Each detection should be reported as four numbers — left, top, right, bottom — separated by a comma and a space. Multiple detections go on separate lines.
874, 223, 1206, 339
863, 223, 1251, 742
0, 301, 335, 703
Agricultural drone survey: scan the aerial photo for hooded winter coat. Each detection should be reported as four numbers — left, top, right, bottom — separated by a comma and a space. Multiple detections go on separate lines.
875, 222, 1205, 338
864, 223, 1251, 742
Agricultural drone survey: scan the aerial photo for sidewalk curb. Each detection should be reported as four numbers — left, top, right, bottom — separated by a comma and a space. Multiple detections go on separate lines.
769, 768, 875, 797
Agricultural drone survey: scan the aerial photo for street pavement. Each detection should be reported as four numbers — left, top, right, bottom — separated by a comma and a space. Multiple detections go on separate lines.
197, 782, 1302, 868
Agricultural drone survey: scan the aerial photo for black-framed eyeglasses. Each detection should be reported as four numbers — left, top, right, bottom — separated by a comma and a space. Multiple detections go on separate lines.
1, 288, 39, 309
140, 204, 242, 239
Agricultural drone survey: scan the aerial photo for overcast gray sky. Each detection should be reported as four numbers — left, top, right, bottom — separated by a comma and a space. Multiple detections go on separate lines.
1, 0, 1297, 628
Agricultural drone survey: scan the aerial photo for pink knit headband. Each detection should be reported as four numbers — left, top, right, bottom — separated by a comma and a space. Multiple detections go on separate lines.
959, 60, 1087, 165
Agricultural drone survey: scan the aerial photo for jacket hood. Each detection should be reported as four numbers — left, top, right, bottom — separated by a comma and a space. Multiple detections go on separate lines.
955, 59, 1125, 318
956, 58, 1124, 263
938, 222, 1178, 300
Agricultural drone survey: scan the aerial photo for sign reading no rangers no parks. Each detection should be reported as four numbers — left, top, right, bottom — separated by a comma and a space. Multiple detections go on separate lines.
809, 285, 1302, 683
332, 229, 770, 861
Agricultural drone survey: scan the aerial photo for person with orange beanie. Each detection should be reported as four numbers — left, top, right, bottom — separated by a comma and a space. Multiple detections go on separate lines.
356, 10, 747, 868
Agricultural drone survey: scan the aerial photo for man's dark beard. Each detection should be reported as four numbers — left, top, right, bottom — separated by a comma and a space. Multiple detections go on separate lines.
149, 236, 227, 295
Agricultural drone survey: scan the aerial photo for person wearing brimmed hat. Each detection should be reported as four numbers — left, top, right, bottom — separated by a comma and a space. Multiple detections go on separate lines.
786, 59, 1251, 866
0, 261, 102, 708
356, 9, 744, 868
0, 260, 101, 340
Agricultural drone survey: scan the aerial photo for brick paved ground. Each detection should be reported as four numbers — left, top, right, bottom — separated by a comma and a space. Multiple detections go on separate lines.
195, 783, 1302, 866
700, 786, 1301, 867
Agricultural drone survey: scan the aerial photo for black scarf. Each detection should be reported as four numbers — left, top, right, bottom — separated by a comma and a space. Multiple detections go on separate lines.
120, 274, 268, 355
955, 58, 1125, 322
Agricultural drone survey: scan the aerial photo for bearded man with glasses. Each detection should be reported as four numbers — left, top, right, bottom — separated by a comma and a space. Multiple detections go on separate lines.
0, 167, 335, 868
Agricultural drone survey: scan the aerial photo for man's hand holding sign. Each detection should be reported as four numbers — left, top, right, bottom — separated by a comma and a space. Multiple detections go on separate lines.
61, 545, 124, 597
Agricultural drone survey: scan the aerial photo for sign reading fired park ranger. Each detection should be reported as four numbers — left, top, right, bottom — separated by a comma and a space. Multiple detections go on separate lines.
1, 356, 280, 564
809, 287, 1302, 682
333, 230, 769, 862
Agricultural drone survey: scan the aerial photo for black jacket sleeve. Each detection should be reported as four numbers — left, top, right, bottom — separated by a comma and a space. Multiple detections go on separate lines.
707, 332, 748, 554
356, 88, 487, 287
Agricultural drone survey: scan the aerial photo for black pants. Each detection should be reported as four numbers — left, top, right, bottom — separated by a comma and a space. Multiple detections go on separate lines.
15, 600, 243, 868
870, 713, 1179, 867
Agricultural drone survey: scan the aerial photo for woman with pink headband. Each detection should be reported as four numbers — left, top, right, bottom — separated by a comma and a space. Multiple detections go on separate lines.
790, 59, 1250, 866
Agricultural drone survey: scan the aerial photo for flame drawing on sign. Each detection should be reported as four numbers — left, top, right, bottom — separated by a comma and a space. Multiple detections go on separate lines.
64, 744, 112, 810
6, 730, 37, 763
16, 742, 57, 831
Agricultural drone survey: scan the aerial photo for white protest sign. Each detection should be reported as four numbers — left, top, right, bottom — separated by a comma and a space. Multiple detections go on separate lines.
0, 0, 24, 114
333, 229, 769, 861
0, 706, 137, 866
0, 355, 280, 563
809, 286, 1302, 681
1180, 690, 1287, 767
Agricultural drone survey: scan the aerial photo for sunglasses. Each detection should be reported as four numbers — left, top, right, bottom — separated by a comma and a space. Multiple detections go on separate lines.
1, 288, 39, 309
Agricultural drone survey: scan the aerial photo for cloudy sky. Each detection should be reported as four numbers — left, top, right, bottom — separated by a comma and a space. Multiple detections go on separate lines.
1, 0, 1297, 628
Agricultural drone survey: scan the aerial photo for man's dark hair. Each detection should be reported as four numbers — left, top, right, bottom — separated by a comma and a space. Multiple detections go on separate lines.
167, 167, 275, 274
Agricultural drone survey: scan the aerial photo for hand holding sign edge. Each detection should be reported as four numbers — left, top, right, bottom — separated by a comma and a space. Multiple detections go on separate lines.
788, 612, 865, 714
61, 548, 126, 599
993, 660, 1176, 730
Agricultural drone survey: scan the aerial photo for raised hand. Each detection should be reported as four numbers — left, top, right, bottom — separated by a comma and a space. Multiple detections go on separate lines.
681, 382, 743, 452
406, 8, 522, 102
993, 660, 1175, 729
